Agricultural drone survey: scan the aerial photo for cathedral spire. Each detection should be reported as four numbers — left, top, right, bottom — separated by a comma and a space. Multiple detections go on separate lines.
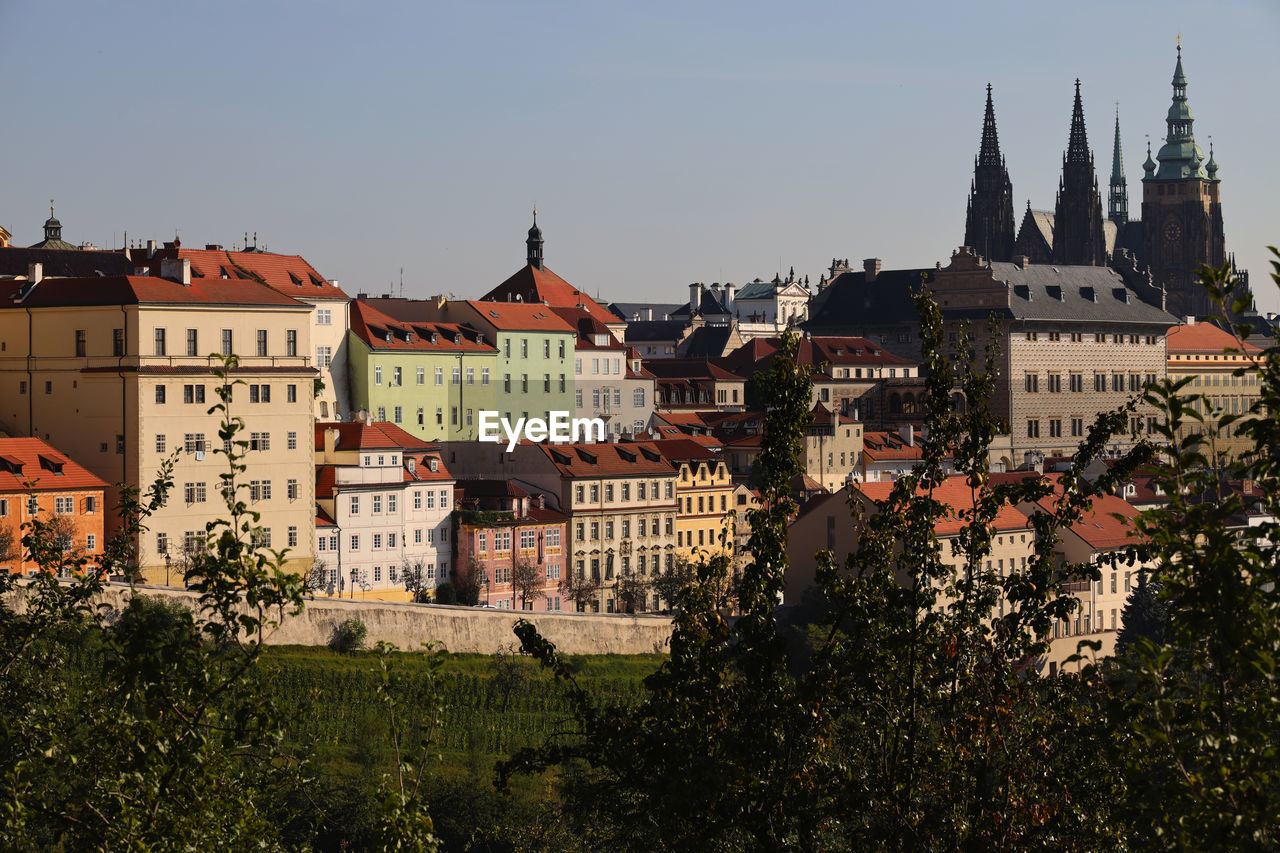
1066, 79, 1090, 164
978, 83, 1002, 167
1109, 105, 1129, 224
964, 84, 1016, 261
1052, 79, 1106, 266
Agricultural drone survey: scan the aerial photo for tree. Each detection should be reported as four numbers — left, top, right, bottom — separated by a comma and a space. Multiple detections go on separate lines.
305, 556, 331, 595
453, 555, 489, 606
648, 555, 697, 611
500, 288, 1154, 850
511, 559, 544, 610
614, 562, 650, 613
1114, 572, 1166, 655
559, 564, 600, 612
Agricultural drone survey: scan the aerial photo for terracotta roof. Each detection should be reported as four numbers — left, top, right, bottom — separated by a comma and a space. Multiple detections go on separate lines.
456, 479, 531, 499
855, 475, 1032, 537
537, 442, 677, 479
405, 452, 453, 482
315, 466, 337, 499
644, 438, 721, 463
349, 300, 497, 353
1, 274, 306, 309
0, 438, 109, 493
316, 507, 337, 527
462, 300, 576, 333
1166, 321, 1262, 358
314, 421, 437, 452
553, 306, 626, 350
790, 472, 825, 492
862, 431, 938, 462
643, 359, 745, 382
719, 336, 915, 375
482, 264, 620, 328
1029, 487, 1143, 550
147, 247, 348, 299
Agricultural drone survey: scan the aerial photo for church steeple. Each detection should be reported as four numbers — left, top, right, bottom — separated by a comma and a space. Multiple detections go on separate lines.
526, 209, 544, 270
44, 201, 62, 242
1052, 79, 1107, 266
963, 84, 1016, 262
1154, 43, 1207, 180
1109, 106, 1129, 225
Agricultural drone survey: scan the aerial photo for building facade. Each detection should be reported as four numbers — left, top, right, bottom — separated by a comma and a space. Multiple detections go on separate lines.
454, 480, 567, 611
1165, 318, 1263, 460
0, 438, 107, 575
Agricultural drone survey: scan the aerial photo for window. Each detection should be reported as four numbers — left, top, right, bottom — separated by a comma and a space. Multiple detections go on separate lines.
316, 346, 333, 368
416, 366, 425, 385
286, 329, 297, 357
153, 383, 167, 405
221, 329, 233, 356
394, 406, 403, 424
1024, 373, 1038, 393
375, 365, 383, 385
156, 532, 168, 554
248, 384, 270, 403
249, 432, 270, 451
350, 535, 359, 551
183, 433, 206, 453
74, 329, 87, 357
256, 329, 268, 356
1094, 373, 1106, 392
286, 384, 297, 403
559, 340, 566, 358
1049, 419, 1062, 438
560, 374, 566, 392
544, 374, 551, 393
154, 328, 167, 356
373, 495, 383, 514
1069, 373, 1083, 392
521, 374, 528, 392
452, 366, 461, 385
434, 367, 443, 385
1047, 373, 1062, 393
481, 367, 490, 385
413, 491, 422, 510
349, 496, 360, 515
373, 533, 383, 549
184, 482, 207, 504
288, 526, 298, 547
155, 434, 167, 454
1027, 419, 1040, 438
521, 339, 528, 358
1071, 417, 1084, 437
54, 496, 73, 514
634, 387, 645, 407
287, 479, 299, 500
113, 328, 125, 356
317, 308, 332, 325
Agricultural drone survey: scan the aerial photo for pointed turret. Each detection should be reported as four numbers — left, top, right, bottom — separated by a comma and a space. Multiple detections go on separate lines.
1109, 106, 1129, 225
1052, 79, 1107, 266
526, 209, 544, 270
1206, 140, 1219, 180
963, 84, 1016, 261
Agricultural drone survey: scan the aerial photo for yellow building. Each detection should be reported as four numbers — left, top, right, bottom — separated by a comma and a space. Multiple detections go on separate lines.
1166, 318, 1264, 460
0, 263, 317, 582
651, 438, 735, 563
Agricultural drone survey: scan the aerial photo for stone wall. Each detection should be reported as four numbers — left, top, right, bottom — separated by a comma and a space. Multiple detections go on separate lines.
76, 583, 673, 655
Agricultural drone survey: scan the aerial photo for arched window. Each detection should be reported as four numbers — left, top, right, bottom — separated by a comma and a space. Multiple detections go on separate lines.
902, 393, 916, 414
951, 392, 967, 413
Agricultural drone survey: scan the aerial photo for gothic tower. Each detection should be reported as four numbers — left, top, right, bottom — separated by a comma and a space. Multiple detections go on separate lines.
1140, 44, 1227, 319
1051, 80, 1107, 266
1108, 107, 1129, 225
964, 84, 1016, 262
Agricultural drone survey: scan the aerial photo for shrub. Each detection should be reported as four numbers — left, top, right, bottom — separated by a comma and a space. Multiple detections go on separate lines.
329, 617, 368, 654
434, 582, 457, 605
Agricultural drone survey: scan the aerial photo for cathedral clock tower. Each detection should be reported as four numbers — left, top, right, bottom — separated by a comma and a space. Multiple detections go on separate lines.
1140, 44, 1226, 319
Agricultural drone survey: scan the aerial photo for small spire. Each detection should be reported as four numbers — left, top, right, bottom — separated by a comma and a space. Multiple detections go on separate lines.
1206, 137, 1219, 179
526, 210, 544, 270
1142, 136, 1156, 176
977, 83, 1003, 167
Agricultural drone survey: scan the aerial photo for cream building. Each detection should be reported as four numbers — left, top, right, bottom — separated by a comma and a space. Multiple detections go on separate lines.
0, 263, 317, 582
650, 438, 735, 562
1165, 318, 1264, 460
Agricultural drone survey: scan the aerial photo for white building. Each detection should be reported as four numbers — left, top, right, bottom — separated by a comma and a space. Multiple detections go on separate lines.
314, 422, 454, 600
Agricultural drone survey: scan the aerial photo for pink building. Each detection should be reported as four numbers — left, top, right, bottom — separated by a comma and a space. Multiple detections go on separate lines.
454, 480, 567, 611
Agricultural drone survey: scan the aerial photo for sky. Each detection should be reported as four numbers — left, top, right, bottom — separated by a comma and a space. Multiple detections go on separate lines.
3, 1, 1278, 313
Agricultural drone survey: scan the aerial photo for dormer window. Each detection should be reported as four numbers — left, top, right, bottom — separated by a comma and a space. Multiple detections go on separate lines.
429, 458, 439, 472
407, 458, 416, 474
595, 334, 608, 346
385, 332, 393, 343
430, 333, 439, 344
406, 332, 414, 343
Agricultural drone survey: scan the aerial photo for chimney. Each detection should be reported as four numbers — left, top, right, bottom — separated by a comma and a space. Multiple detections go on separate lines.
689, 282, 701, 314
160, 257, 191, 286
536, 493, 546, 509
27, 263, 43, 285
646, 307, 653, 320
146, 239, 157, 259
863, 258, 881, 282
724, 282, 735, 311
1013, 255, 1030, 270
898, 423, 914, 448
1184, 316, 1196, 326
324, 427, 339, 457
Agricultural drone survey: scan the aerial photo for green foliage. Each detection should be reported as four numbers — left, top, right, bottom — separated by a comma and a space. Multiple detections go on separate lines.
330, 616, 369, 654
1114, 573, 1167, 655
434, 581, 458, 605
498, 260, 1280, 851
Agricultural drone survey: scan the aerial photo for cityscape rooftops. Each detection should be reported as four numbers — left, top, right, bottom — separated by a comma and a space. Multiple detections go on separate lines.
0, 438, 109, 492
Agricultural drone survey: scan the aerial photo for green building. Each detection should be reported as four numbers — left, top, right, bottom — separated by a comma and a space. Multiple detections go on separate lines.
347, 300, 497, 441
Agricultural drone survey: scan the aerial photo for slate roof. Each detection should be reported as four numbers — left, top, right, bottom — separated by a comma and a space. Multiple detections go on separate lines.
806, 268, 933, 331
679, 325, 735, 358
0, 246, 135, 278
609, 302, 684, 322
989, 262, 1178, 326
670, 288, 731, 318
624, 320, 686, 342
0, 438, 109, 493
644, 359, 744, 382
734, 279, 777, 301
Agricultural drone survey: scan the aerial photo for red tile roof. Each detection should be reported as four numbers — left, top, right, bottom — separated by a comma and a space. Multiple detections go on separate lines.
862, 431, 943, 462
552, 306, 626, 350
483, 263, 620, 328
314, 422, 438, 452
0, 438, 109, 493
349, 300, 497, 353
148, 247, 349, 299
1026, 477, 1144, 549
462, 300, 576, 333
718, 335, 916, 375
538, 442, 677, 479
855, 475, 1032, 537
1166, 321, 1262, 361
405, 452, 453, 482
2, 275, 307, 309
645, 438, 721, 464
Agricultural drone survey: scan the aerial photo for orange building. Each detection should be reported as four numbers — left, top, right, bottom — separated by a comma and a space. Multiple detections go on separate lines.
0, 438, 108, 575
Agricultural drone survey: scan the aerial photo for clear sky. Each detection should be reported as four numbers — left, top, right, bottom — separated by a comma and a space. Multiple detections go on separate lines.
3, 1, 1277, 313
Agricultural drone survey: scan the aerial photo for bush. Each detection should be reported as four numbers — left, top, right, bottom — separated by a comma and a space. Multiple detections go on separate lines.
434, 582, 457, 605
328, 617, 368, 654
